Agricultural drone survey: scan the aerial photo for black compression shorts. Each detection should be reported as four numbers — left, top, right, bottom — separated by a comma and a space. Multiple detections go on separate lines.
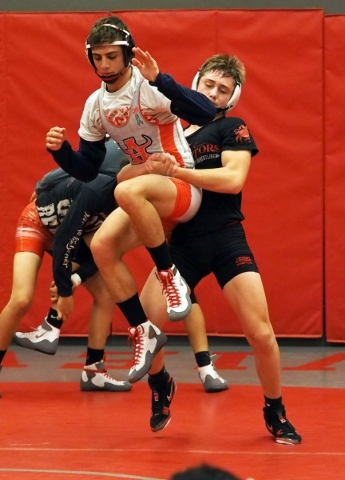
71, 239, 93, 266
169, 222, 259, 299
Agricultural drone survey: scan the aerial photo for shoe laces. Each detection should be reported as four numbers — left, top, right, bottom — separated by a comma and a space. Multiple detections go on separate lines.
97, 370, 120, 382
277, 415, 297, 435
151, 387, 170, 414
94, 357, 119, 381
84, 367, 116, 382
156, 268, 181, 308
84, 360, 106, 375
25, 325, 47, 337
83, 357, 119, 382
209, 356, 222, 378
152, 406, 170, 416
210, 366, 224, 381
149, 377, 173, 412
199, 362, 221, 379
268, 410, 297, 435
127, 325, 144, 367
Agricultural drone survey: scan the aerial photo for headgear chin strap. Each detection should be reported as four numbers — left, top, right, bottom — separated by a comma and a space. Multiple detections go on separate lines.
85, 23, 135, 72
191, 72, 242, 112
96, 65, 130, 84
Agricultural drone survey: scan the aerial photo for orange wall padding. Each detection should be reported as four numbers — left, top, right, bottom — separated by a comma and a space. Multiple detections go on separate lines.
324, 15, 345, 342
0, 9, 324, 337
0, 15, 7, 308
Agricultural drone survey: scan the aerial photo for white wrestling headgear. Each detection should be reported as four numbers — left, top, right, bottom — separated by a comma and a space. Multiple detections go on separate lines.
191, 71, 242, 112
85, 23, 135, 68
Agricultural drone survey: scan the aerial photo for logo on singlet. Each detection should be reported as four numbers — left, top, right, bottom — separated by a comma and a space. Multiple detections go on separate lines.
135, 113, 144, 126
235, 256, 253, 266
106, 107, 130, 127
234, 124, 251, 143
122, 135, 153, 164
190, 143, 221, 164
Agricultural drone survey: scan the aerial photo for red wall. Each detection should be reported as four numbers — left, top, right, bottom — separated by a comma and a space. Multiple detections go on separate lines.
0, 9, 327, 338
324, 15, 345, 342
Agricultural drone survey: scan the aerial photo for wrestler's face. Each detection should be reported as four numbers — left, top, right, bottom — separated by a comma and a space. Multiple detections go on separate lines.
91, 45, 130, 90
197, 70, 235, 110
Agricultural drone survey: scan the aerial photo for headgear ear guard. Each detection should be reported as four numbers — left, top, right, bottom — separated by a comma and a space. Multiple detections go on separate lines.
85, 23, 135, 69
191, 72, 242, 112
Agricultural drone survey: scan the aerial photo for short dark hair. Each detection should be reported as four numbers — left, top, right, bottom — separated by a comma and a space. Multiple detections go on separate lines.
87, 16, 130, 47
197, 53, 246, 88
170, 464, 243, 480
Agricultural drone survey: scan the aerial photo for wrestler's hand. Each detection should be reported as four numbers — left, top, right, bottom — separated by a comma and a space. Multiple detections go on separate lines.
50, 280, 77, 303
46, 126, 67, 151
132, 47, 159, 82
56, 296, 74, 321
146, 153, 179, 176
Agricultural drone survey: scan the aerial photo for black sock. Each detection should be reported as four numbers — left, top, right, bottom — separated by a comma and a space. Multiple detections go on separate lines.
85, 348, 105, 366
264, 396, 283, 410
148, 366, 170, 386
117, 294, 147, 327
146, 240, 172, 271
195, 351, 211, 368
46, 308, 63, 329
0, 350, 6, 364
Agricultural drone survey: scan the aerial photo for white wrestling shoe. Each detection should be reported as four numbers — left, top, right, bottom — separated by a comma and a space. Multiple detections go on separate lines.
155, 264, 192, 321
127, 321, 167, 383
14, 319, 60, 355
80, 360, 132, 392
198, 363, 229, 393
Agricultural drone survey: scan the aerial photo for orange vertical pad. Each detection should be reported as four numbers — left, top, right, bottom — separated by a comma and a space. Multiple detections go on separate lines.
0, 10, 324, 337
324, 15, 345, 342
0, 14, 10, 304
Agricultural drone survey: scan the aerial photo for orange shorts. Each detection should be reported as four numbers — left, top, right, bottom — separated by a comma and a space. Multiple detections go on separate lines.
15, 202, 53, 257
164, 178, 202, 222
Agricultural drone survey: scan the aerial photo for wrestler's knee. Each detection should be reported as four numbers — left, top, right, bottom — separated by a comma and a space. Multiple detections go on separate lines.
115, 179, 144, 207
245, 321, 277, 352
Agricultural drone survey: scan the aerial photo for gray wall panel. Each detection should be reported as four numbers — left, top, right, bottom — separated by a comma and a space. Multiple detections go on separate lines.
0, 0, 344, 14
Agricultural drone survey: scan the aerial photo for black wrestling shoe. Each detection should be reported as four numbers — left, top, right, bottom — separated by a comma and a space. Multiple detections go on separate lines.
263, 405, 302, 445
148, 375, 176, 432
